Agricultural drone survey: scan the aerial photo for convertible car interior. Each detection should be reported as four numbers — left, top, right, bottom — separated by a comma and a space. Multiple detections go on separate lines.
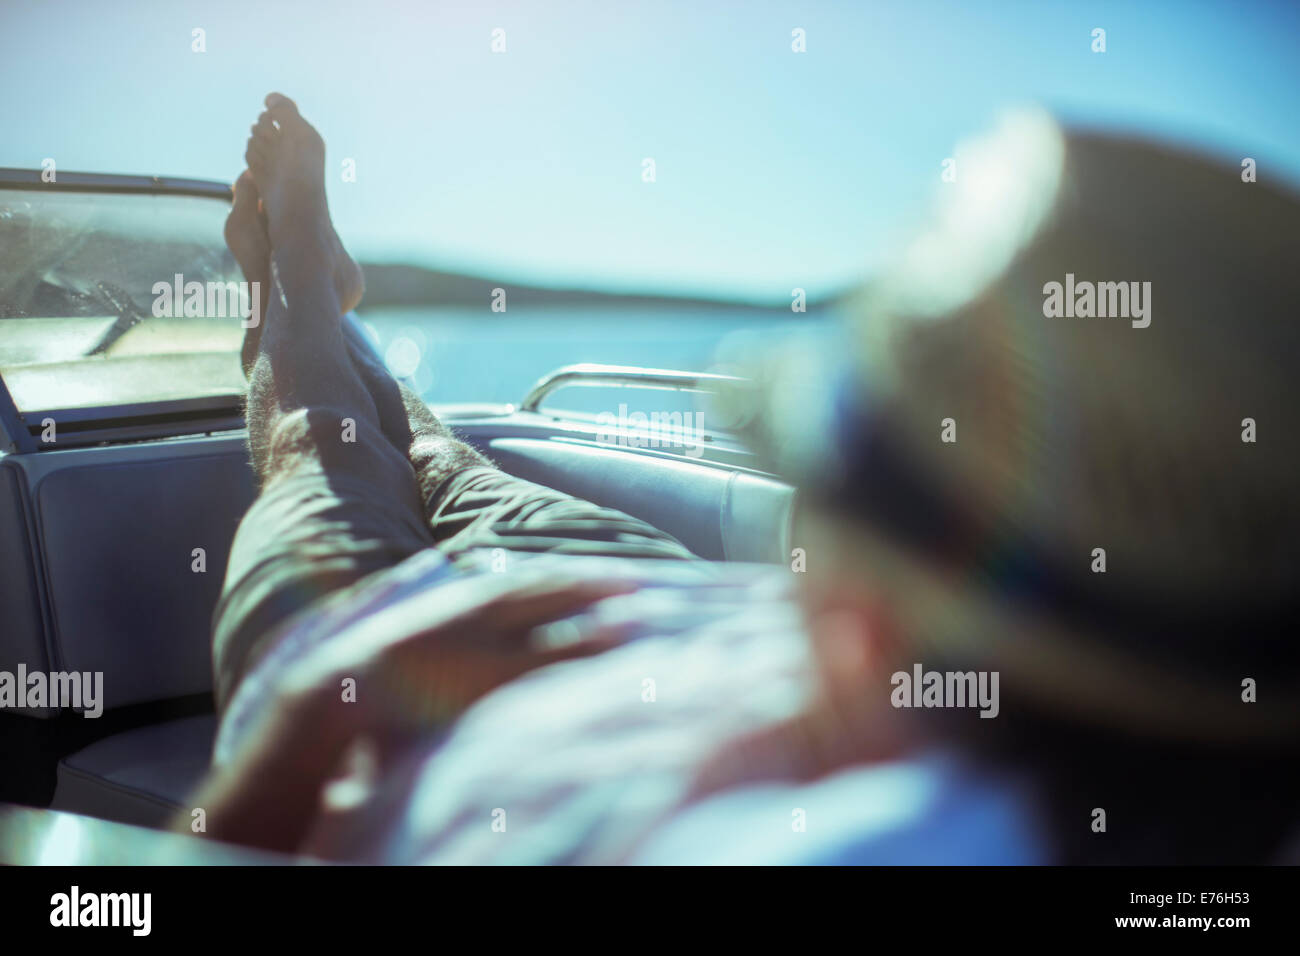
0, 169, 796, 851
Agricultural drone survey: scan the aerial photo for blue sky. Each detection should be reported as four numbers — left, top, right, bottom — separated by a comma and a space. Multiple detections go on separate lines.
2, 0, 1298, 303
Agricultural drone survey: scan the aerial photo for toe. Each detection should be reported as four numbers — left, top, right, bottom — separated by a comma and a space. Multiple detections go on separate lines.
251, 112, 276, 140
245, 139, 268, 171
265, 92, 299, 115
232, 169, 260, 208
265, 93, 302, 129
264, 93, 318, 142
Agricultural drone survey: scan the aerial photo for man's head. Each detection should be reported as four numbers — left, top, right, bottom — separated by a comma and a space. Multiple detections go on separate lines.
735, 110, 1300, 753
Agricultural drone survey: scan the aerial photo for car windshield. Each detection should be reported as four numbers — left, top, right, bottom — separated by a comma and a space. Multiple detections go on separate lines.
0, 186, 245, 413
0, 183, 828, 420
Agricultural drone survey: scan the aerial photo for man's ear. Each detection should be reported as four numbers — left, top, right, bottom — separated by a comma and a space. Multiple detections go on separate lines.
803, 582, 899, 703
795, 508, 904, 703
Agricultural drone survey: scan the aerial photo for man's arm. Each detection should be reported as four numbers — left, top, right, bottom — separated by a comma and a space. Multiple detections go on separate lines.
181, 573, 637, 856
179, 681, 351, 853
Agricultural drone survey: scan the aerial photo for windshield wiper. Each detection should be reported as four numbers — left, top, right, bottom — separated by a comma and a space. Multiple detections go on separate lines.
85, 280, 147, 356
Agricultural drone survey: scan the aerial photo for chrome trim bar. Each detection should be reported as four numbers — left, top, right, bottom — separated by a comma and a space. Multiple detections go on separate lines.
0, 167, 231, 200
520, 363, 749, 413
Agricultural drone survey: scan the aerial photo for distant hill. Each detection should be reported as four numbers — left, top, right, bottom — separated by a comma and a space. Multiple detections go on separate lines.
355, 262, 838, 313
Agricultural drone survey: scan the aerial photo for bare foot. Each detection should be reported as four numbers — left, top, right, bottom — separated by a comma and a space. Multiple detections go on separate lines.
243, 93, 364, 312
225, 165, 367, 376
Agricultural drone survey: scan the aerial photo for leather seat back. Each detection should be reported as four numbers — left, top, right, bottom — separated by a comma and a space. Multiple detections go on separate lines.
0, 460, 52, 716
487, 438, 795, 563
3, 438, 255, 714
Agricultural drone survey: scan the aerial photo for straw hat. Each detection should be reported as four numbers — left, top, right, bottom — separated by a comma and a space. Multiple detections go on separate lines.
728, 110, 1300, 743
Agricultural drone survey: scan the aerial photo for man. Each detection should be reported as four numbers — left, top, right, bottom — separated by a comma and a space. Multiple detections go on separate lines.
191, 98, 1300, 864
200, 93, 720, 858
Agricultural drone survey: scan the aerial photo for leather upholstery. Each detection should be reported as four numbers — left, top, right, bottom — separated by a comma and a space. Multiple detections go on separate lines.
35, 452, 255, 710
50, 714, 216, 829
0, 461, 51, 716
486, 438, 794, 563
